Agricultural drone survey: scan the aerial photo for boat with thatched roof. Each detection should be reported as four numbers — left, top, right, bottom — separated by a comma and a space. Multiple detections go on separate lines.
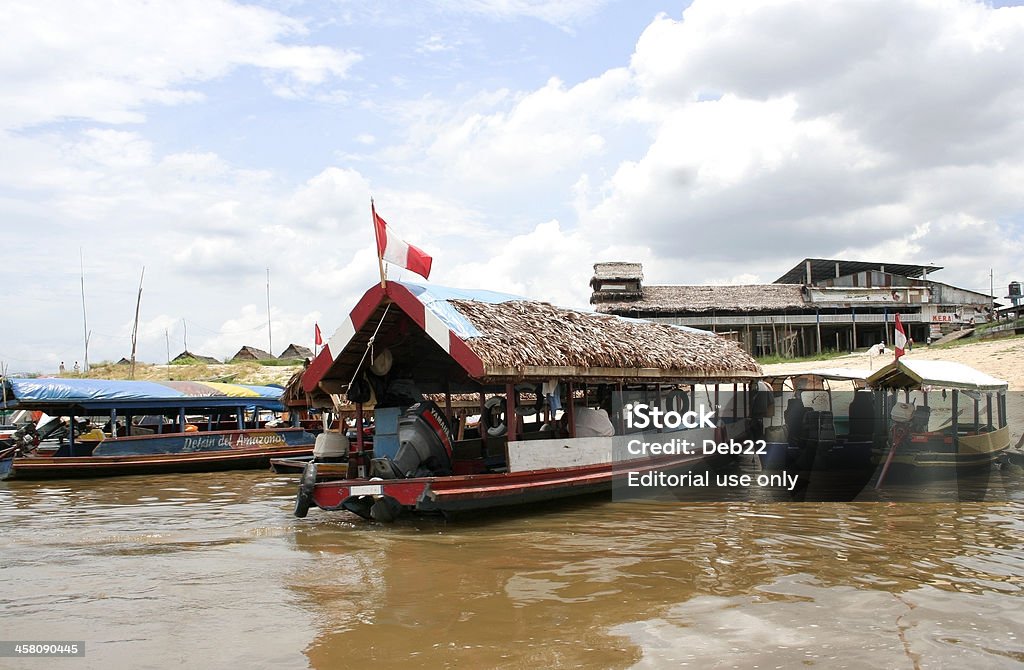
292, 281, 762, 521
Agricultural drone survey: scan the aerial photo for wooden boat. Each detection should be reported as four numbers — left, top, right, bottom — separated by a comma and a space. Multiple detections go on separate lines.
868, 358, 1010, 482
0, 446, 15, 480
0, 378, 316, 479
292, 280, 762, 521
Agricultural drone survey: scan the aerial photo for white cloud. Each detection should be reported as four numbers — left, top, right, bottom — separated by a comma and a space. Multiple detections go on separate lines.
3, 0, 1024, 373
431, 0, 612, 29
383, 69, 633, 195
576, 0, 1024, 286
0, 0, 360, 129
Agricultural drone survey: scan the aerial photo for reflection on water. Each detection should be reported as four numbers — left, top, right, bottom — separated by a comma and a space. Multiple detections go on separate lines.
2, 472, 1023, 669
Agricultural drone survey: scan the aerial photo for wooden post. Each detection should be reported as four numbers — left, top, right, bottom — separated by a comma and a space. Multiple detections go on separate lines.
951, 390, 959, 452
567, 382, 576, 438
355, 403, 365, 478
851, 307, 857, 350
505, 383, 517, 442
372, 199, 386, 288
479, 392, 487, 455
816, 311, 822, 353
444, 380, 453, 424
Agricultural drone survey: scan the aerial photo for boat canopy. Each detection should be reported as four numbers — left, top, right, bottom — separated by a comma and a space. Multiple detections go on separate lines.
866, 359, 1007, 391
0, 378, 286, 413
802, 368, 874, 382
302, 280, 761, 396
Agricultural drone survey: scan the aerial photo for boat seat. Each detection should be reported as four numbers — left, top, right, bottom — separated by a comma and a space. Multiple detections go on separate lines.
784, 397, 807, 446
910, 406, 931, 432
847, 391, 875, 442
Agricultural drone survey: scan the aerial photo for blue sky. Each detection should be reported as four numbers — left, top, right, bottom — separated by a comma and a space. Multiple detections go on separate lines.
1, 0, 1023, 372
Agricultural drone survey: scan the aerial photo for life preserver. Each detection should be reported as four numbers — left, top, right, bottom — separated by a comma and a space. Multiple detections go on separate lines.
482, 396, 507, 437
514, 384, 544, 417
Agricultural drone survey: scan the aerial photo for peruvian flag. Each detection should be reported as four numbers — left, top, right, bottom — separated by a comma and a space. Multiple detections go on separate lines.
314, 323, 322, 347
373, 204, 432, 280
894, 313, 907, 359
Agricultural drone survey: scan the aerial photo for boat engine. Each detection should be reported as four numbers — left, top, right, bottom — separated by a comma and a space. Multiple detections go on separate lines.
369, 401, 453, 479
9, 423, 40, 454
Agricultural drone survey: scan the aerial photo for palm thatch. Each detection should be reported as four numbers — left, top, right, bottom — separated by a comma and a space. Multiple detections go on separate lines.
591, 261, 643, 282
594, 284, 807, 314
231, 346, 274, 362
449, 299, 760, 378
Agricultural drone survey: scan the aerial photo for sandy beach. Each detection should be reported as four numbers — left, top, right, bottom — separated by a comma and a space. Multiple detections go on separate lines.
763, 336, 1024, 450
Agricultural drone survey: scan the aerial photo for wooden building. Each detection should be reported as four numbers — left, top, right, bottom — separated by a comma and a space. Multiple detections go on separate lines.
591, 259, 995, 356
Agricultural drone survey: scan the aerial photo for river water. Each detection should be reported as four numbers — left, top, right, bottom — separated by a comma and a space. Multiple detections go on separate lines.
2, 471, 1023, 669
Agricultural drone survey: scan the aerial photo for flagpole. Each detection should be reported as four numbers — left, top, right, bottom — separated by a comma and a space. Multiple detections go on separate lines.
372, 198, 386, 289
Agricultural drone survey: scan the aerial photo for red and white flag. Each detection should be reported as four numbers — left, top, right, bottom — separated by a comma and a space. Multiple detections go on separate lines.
314, 323, 322, 347
373, 205, 432, 280
894, 313, 907, 359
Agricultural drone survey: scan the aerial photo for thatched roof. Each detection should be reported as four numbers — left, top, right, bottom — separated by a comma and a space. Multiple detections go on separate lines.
172, 350, 221, 365
449, 299, 759, 377
592, 261, 643, 282
278, 344, 313, 360
595, 284, 807, 314
302, 282, 761, 396
231, 346, 274, 361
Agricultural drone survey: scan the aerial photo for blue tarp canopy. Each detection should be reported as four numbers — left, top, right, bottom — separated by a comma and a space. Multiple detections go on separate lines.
0, 378, 285, 413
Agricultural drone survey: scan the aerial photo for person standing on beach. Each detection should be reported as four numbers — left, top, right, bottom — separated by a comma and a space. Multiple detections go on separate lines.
73, 361, 80, 375
59, 361, 65, 374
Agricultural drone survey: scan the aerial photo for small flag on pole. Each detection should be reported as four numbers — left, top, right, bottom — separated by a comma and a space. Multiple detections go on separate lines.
314, 323, 322, 347
894, 313, 907, 359
373, 203, 432, 281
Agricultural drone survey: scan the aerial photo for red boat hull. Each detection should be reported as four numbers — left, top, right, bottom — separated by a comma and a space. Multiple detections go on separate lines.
301, 452, 720, 519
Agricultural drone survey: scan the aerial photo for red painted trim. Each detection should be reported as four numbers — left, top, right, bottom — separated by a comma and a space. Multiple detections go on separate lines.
303, 284, 386, 392
386, 283, 486, 379
350, 284, 387, 332
449, 332, 485, 378
303, 281, 488, 391
384, 282, 426, 329
302, 347, 335, 392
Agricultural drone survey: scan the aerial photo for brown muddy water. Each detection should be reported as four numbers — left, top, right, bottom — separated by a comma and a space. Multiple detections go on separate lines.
1, 471, 1023, 669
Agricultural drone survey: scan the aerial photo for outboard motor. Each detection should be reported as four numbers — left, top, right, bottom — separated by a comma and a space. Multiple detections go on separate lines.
369, 401, 453, 479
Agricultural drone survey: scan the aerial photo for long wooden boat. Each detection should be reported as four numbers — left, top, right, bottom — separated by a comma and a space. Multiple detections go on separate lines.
867, 358, 1010, 482
292, 280, 762, 522
0, 378, 316, 479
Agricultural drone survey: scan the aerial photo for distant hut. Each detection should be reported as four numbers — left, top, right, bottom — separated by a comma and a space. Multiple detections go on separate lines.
278, 344, 313, 361
230, 346, 275, 362
172, 350, 221, 365
115, 357, 132, 366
